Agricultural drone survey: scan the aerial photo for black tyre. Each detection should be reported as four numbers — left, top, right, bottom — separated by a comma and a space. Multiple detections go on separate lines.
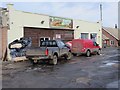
29, 58, 38, 65
72, 53, 77, 56
97, 49, 101, 55
86, 50, 91, 57
50, 55, 58, 65
66, 52, 72, 60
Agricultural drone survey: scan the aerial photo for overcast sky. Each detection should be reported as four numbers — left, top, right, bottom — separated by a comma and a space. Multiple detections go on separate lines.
0, 1, 118, 28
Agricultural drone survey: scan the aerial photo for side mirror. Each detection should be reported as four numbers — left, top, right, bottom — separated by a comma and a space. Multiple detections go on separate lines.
65, 44, 70, 48
96, 44, 99, 46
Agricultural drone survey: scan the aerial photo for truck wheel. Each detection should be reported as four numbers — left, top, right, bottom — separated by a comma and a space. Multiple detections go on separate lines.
66, 52, 72, 60
50, 55, 58, 65
86, 50, 91, 57
97, 49, 101, 55
29, 58, 38, 65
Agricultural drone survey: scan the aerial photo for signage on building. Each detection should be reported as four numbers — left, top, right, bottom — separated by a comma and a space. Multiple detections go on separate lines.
50, 16, 73, 29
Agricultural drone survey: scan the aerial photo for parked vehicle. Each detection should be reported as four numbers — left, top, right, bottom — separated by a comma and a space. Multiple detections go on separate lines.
65, 41, 72, 49
26, 40, 72, 65
71, 39, 101, 57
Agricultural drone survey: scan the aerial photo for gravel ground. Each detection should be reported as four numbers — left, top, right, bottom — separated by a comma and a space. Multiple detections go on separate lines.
2, 47, 119, 88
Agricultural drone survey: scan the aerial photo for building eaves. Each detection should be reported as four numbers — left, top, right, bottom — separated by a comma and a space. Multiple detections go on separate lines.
103, 27, 119, 40
15, 10, 49, 16
16, 10, 99, 24
102, 34, 109, 40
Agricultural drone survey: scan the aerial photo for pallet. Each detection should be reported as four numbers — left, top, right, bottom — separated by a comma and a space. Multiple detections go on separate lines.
13, 56, 28, 62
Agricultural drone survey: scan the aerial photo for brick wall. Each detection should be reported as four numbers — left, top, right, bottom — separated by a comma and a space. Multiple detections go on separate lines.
102, 28, 118, 47
24, 27, 74, 47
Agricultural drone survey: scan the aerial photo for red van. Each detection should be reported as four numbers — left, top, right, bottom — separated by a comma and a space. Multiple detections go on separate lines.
71, 39, 101, 57
66, 41, 72, 49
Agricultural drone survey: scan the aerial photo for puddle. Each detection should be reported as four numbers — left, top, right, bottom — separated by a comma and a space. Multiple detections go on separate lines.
105, 63, 116, 66
100, 62, 116, 67
26, 67, 42, 72
100, 60, 119, 67
25, 65, 56, 72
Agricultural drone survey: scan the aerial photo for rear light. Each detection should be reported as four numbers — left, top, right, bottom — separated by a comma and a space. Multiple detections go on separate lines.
45, 49, 49, 56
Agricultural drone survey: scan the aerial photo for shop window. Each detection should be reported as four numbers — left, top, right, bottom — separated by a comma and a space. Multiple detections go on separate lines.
81, 33, 89, 39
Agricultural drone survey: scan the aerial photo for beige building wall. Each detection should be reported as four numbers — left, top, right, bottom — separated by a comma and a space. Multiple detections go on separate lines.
7, 4, 49, 44
6, 4, 102, 60
73, 19, 102, 48
7, 4, 50, 60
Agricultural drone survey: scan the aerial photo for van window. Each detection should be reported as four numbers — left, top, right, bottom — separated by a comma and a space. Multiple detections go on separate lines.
93, 42, 97, 46
93, 42, 99, 46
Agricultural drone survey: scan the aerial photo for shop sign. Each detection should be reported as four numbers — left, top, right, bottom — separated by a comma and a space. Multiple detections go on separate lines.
50, 16, 73, 29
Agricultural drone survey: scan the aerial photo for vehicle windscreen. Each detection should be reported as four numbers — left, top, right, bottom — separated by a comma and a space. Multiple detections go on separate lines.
40, 41, 58, 47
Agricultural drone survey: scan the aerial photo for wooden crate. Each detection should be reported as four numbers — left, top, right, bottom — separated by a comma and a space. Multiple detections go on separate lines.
13, 56, 28, 62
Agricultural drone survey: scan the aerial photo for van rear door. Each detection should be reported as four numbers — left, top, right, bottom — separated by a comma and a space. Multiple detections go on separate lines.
72, 39, 83, 53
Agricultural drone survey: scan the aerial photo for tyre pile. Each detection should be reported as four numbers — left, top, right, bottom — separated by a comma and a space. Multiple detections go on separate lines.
9, 37, 32, 58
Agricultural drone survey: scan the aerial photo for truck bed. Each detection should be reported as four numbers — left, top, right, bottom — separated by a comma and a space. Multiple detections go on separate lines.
26, 47, 47, 56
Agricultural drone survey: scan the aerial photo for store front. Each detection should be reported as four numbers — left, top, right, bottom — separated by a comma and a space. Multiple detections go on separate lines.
24, 27, 74, 47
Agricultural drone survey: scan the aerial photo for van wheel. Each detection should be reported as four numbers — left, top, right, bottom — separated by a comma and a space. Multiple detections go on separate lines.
72, 53, 77, 56
50, 55, 58, 65
86, 50, 91, 57
97, 49, 101, 55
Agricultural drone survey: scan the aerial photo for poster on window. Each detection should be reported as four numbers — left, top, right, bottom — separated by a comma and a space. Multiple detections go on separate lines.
50, 16, 73, 29
56, 34, 61, 39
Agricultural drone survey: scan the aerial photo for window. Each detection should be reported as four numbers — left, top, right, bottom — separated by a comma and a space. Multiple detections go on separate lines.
57, 40, 65, 48
90, 33, 97, 42
93, 42, 98, 46
110, 40, 114, 45
81, 33, 89, 39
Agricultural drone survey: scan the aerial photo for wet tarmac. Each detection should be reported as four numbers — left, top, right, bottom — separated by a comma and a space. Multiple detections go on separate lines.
2, 47, 119, 88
